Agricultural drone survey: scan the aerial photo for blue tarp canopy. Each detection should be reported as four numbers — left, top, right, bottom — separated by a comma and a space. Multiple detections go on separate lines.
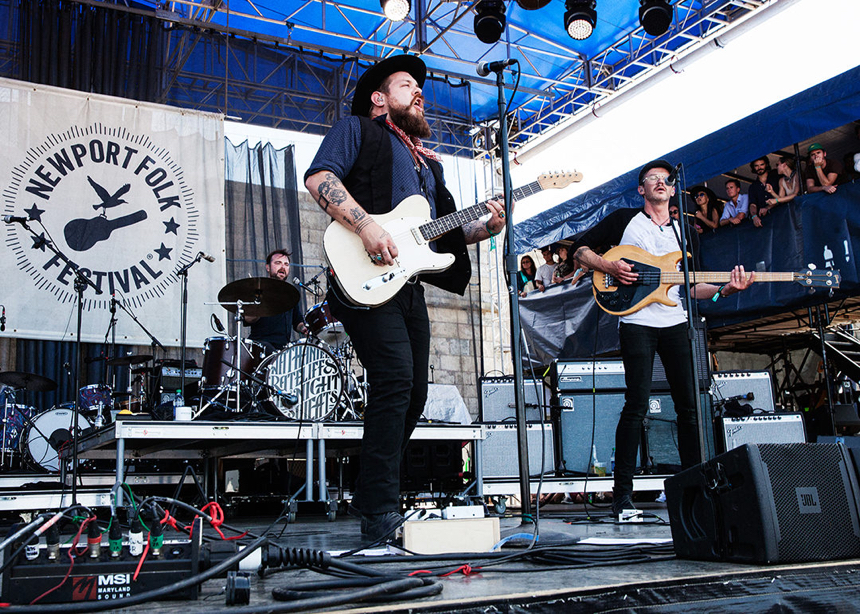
513, 64, 860, 254
519, 184, 860, 364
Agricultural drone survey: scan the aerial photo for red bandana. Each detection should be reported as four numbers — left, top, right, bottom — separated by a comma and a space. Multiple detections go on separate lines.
385, 117, 442, 167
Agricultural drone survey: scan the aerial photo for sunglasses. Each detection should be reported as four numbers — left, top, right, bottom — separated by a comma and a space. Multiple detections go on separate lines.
694, 192, 707, 198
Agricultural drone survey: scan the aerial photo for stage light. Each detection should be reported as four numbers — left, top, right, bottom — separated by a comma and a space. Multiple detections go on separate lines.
639, 0, 673, 36
515, 0, 551, 9
564, 0, 596, 41
474, 0, 506, 45
380, 0, 410, 22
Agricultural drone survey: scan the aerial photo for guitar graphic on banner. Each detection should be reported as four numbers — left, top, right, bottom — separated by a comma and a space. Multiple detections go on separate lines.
324, 171, 582, 307
592, 245, 841, 316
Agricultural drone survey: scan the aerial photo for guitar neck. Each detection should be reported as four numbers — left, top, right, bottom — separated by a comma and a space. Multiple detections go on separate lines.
662, 271, 796, 284
419, 181, 542, 241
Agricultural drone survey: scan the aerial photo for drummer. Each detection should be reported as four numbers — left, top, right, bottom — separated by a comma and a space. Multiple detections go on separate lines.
243, 249, 308, 353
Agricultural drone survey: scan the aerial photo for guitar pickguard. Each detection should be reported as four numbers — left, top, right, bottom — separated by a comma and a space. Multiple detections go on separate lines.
594, 258, 664, 315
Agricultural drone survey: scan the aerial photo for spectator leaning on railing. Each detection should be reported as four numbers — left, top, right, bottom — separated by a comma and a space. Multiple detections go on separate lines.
719, 179, 749, 226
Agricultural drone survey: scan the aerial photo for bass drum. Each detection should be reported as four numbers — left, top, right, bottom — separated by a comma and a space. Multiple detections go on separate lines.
259, 340, 345, 421
22, 406, 92, 472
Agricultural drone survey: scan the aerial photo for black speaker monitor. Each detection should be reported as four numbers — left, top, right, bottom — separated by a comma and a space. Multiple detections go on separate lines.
665, 443, 860, 564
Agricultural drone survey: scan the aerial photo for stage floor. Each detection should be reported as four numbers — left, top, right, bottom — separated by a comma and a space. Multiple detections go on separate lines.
12, 500, 856, 613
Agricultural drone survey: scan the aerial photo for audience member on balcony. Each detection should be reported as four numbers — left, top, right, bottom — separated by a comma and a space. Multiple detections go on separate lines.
552, 244, 587, 285
719, 179, 748, 226
535, 245, 556, 291
689, 185, 721, 233
805, 143, 843, 194
748, 157, 781, 228
765, 156, 801, 208
518, 254, 538, 297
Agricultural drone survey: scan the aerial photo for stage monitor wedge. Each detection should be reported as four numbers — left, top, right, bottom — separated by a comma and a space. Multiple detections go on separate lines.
665, 443, 860, 564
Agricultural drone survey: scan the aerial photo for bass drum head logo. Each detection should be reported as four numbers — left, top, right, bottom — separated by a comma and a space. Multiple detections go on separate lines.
3, 124, 198, 310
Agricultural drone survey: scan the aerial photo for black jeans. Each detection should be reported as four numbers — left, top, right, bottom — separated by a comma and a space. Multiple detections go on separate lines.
615, 322, 700, 495
328, 283, 430, 515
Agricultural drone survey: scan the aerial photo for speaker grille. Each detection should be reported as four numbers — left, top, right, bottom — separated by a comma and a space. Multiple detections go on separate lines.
759, 443, 860, 561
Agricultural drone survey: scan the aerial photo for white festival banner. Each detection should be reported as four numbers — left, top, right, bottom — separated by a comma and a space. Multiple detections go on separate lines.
0, 78, 226, 348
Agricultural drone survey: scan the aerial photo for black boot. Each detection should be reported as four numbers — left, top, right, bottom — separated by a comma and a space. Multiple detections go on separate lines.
611, 487, 637, 518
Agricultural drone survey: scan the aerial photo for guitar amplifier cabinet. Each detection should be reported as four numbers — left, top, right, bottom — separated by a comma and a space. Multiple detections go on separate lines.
550, 361, 626, 392
480, 423, 555, 479
719, 413, 806, 452
555, 392, 709, 474
479, 377, 548, 422
712, 371, 775, 413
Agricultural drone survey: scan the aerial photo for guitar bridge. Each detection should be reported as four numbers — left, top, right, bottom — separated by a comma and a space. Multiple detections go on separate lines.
362, 267, 409, 291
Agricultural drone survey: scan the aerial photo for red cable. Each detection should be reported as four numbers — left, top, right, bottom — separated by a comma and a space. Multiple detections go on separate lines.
132, 534, 151, 582
30, 517, 93, 604
199, 502, 247, 541
440, 564, 477, 577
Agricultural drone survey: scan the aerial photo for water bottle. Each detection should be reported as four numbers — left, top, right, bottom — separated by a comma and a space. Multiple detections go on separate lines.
174, 389, 184, 419
610, 447, 616, 476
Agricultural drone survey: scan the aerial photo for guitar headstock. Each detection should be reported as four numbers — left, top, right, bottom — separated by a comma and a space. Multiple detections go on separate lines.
536, 171, 583, 191
794, 268, 841, 289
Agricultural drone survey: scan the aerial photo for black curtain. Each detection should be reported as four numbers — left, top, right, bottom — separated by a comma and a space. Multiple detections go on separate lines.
224, 139, 304, 304
18, 0, 162, 100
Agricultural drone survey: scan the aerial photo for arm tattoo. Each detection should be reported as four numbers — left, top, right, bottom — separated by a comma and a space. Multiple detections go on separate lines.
461, 220, 483, 244
354, 218, 374, 235
317, 172, 348, 212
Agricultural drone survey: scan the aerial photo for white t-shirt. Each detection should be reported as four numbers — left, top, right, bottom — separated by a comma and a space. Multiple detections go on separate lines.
618, 212, 688, 328
536, 262, 555, 288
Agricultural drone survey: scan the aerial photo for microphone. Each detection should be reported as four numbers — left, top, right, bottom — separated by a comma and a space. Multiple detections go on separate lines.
293, 277, 321, 297
3, 215, 29, 224
198, 252, 216, 263
664, 163, 682, 186
212, 314, 226, 333
477, 58, 517, 77
0, 306, 5, 332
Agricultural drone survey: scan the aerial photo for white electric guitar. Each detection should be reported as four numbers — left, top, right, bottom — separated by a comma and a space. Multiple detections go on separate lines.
324, 171, 582, 307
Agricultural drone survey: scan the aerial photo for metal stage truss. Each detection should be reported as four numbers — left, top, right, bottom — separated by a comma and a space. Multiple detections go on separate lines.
0, 0, 774, 157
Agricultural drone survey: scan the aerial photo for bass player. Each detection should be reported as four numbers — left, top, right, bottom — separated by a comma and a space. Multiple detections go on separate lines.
571, 159, 754, 518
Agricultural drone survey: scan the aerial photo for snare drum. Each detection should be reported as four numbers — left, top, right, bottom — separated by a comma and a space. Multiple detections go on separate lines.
305, 301, 348, 347
22, 407, 92, 472
200, 337, 266, 389
258, 340, 345, 421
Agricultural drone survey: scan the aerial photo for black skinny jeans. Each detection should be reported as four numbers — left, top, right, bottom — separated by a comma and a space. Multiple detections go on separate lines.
615, 322, 700, 495
328, 283, 430, 515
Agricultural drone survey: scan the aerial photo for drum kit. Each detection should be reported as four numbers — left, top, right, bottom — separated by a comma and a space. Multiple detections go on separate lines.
198, 274, 367, 421
0, 273, 367, 474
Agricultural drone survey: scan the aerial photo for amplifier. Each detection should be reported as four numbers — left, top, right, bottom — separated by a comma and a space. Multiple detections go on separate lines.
719, 413, 806, 452
550, 361, 626, 392
555, 391, 709, 474
479, 377, 548, 422
712, 371, 775, 413
480, 423, 555, 479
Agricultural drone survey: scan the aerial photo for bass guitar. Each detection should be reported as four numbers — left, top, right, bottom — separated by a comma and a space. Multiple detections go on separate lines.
324, 171, 582, 307
593, 244, 840, 316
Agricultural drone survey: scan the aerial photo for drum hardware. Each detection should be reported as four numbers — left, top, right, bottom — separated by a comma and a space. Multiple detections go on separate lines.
104, 354, 153, 367
209, 277, 300, 414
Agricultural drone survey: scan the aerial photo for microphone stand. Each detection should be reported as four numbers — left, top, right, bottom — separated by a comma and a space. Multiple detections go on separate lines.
17, 219, 102, 504
176, 253, 209, 400
490, 64, 533, 523
671, 166, 712, 462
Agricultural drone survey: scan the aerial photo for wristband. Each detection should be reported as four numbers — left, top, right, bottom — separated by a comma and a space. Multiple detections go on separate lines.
712, 285, 726, 302
752, 214, 759, 220
485, 220, 500, 237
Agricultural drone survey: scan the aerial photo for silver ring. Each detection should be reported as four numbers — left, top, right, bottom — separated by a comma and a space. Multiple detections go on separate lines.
375, 254, 383, 261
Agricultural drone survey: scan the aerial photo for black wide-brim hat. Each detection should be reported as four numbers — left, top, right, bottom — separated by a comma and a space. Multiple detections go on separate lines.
351, 54, 427, 117
687, 185, 718, 206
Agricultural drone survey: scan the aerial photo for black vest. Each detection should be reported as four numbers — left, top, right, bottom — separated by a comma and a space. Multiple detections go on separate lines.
342, 116, 471, 296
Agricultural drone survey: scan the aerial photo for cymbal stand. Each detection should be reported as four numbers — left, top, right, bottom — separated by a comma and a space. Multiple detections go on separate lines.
17, 218, 102, 501
200, 299, 258, 416
176, 253, 213, 399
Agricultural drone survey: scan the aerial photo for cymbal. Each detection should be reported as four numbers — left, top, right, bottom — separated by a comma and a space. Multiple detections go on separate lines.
0, 371, 58, 392
130, 366, 151, 375
106, 354, 153, 366
218, 277, 300, 318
